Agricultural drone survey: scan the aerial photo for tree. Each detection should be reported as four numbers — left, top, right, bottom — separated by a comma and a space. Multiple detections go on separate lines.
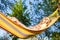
0, 0, 60, 40
51, 32, 60, 40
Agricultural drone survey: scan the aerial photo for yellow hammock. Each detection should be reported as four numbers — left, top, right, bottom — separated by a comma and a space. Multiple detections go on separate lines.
0, 8, 60, 39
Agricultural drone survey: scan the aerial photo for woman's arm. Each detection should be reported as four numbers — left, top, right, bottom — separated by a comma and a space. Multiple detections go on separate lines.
30, 17, 51, 30
7, 16, 51, 30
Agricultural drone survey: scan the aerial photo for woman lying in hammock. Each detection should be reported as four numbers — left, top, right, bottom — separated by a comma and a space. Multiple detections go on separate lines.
7, 16, 51, 30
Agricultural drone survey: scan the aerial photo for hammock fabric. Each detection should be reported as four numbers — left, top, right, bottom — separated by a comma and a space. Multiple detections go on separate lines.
0, 8, 60, 39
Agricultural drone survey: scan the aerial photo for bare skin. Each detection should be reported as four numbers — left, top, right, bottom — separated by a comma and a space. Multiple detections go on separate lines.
7, 16, 51, 30
7, 16, 22, 25
31, 17, 51, 30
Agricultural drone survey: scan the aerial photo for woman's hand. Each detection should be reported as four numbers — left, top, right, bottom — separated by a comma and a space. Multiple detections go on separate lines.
7, 16, 51, 30
7, 16, 20, 25
31, 17, 51, 30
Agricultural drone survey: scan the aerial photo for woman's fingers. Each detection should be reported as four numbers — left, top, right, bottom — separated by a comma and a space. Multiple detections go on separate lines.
30, 17, 51, 30
7, 16, 51, 30
7, 16, 20, 24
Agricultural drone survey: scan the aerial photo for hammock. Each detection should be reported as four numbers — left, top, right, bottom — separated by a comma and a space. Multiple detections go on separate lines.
0, 8, 60, 39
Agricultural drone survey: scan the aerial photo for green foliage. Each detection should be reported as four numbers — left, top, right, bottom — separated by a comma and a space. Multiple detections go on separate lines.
8, 0, 58, 26
12, 37, 18, 40
9, 0, 31, 26
38, 0, 58, 16
51, 32, 60, 40
10, 0, 23, 17
6, 0, 59, 40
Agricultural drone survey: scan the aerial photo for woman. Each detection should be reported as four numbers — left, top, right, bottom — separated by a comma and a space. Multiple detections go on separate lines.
8, 16, 51, 30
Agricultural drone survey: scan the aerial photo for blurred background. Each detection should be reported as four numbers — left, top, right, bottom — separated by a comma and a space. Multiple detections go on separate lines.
0, 0, 60, 40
